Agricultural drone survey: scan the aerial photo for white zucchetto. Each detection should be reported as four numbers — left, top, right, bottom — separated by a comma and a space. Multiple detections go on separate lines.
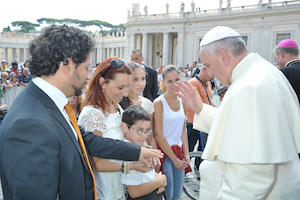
200, 26, 240, 47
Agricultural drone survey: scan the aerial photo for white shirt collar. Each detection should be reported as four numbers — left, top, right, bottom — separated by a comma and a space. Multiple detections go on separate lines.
32, 77, 68, 112
285, 59, 299, 67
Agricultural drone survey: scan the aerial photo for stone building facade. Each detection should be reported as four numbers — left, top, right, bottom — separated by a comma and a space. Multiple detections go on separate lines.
1, 0, 300, 68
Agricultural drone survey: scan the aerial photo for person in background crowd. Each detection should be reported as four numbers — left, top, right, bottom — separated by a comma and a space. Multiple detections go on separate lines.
10, 73, 20, 87
186, 65, 214, 175
68, 96, 81, 119
176, 26, 300, 200
0, 72, 12, 92
153, 65, 190, 200
121, 105, 167, 200
0, 60, 8, 73
18, 67, 32, 86
131, 49, 158, 102
10, 61, 20, 76
23, 60, 30, 68
0, 25, 162, 200
192, 61, 200, 77
274, 39, 300, 104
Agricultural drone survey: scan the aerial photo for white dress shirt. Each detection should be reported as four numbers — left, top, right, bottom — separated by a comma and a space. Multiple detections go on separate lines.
32, 77, 77, 140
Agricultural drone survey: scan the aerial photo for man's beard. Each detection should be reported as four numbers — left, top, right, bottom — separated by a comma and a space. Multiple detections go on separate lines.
72, 81, 87, 97
73, 86, 82, 96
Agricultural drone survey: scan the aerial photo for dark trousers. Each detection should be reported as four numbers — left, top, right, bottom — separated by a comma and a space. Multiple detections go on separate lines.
186, 122, 208, 170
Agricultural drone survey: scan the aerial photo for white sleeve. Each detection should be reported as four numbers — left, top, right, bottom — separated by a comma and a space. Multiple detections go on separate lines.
141, 97, 154, 115
122, 169, 155, 186
193, 104, 218, 133
78, 108, 106, 133
218, 162, 276, 200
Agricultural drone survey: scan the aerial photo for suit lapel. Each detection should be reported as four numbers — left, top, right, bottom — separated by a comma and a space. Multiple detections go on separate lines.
48, 108, 89, 170
27, 82, 90, 171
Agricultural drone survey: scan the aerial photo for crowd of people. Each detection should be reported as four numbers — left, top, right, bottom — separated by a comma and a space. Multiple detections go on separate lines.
0, 24, 299, 200
0, 60, 32, 114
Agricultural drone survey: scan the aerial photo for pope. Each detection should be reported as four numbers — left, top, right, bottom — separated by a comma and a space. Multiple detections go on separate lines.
176, 26, 300, 200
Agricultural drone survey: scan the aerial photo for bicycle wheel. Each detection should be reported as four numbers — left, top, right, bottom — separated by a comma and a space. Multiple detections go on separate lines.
183, 151, 202, 200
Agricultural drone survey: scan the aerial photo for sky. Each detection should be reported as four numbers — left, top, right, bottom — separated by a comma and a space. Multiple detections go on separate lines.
1, 0, 283, 31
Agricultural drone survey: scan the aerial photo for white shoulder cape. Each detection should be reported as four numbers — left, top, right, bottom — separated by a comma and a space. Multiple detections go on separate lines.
194, 53, 300, 164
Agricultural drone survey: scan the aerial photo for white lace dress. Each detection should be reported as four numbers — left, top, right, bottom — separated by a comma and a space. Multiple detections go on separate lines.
78, 105, 125, 200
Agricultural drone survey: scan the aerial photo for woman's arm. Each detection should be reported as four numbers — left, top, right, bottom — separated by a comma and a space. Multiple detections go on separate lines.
146, 113, 158, 148
127, 172, 166, 198
91, 130, 124, 172
91, 130, 153, 172
181, 124, 190, 165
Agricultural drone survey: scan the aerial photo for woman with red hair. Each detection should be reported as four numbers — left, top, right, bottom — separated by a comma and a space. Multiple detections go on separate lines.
78, 57, 137, 200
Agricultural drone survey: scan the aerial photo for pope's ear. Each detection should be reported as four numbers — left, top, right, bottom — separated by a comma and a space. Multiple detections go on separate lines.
216, 49, 230, 66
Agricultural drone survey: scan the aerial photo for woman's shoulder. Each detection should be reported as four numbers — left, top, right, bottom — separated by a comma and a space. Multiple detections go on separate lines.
141, 97, 154, 114
79, 105, 105, 118
141, 96, 152, 105
153, 95, 164, 110
153, 95, 164, 102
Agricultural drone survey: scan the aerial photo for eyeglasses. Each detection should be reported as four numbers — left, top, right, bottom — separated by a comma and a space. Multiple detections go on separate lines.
102, 59, 126, 77
127, 125, 152, 136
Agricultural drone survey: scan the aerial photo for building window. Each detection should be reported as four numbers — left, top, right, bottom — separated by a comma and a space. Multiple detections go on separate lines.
241, 36, 248, 46
276, 33, 291, 45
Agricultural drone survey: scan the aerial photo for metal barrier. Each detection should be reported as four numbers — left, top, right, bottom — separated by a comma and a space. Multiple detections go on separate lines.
0, 86, 25, 110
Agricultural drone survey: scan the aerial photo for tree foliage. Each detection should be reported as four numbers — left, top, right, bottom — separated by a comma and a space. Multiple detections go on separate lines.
3, 18, 126, 35
37, 18, 125, 36
11, 21, 40, 33
2, 26, 11, 32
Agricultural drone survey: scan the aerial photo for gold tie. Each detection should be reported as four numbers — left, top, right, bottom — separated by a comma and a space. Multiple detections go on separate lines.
64, 102, 97, 200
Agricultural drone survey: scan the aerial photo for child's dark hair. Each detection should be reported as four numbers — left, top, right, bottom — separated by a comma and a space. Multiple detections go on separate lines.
122, 105, 150, 126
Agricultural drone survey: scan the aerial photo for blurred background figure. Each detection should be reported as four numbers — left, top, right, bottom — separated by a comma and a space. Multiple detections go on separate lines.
274, 39, 300, 105
18, 67, 32, 86
131, 49, 158, 102
68, 96, 81, 119
0, 60, 8, 73
10, 61, 20, 76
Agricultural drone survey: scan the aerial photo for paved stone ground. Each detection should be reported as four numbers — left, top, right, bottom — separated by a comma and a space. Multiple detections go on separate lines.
180, 169, 200, 200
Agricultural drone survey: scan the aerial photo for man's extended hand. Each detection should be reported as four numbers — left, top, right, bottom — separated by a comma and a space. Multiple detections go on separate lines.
139, 147, 163, 167
175, 80, 203, 114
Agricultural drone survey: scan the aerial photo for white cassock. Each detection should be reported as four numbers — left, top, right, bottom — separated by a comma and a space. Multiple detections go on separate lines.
193, 53, 300, 200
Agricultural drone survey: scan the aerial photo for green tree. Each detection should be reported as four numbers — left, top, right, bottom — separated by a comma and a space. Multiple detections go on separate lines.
36, 18, 126, 34
2, 26, 11, 32
11, 21, 40, 33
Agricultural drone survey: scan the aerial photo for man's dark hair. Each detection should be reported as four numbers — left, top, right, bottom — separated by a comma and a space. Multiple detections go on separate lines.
122, 105, 150, 127
11, 61, 18, 66
131, 49, 142, 57
29, 25, 94, 77
276, 47, 299, 57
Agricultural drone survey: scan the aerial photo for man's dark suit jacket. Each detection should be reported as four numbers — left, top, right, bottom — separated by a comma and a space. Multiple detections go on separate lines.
0, 82, 141, 200
143, 64, 158, 102
281, 60, 300, 104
